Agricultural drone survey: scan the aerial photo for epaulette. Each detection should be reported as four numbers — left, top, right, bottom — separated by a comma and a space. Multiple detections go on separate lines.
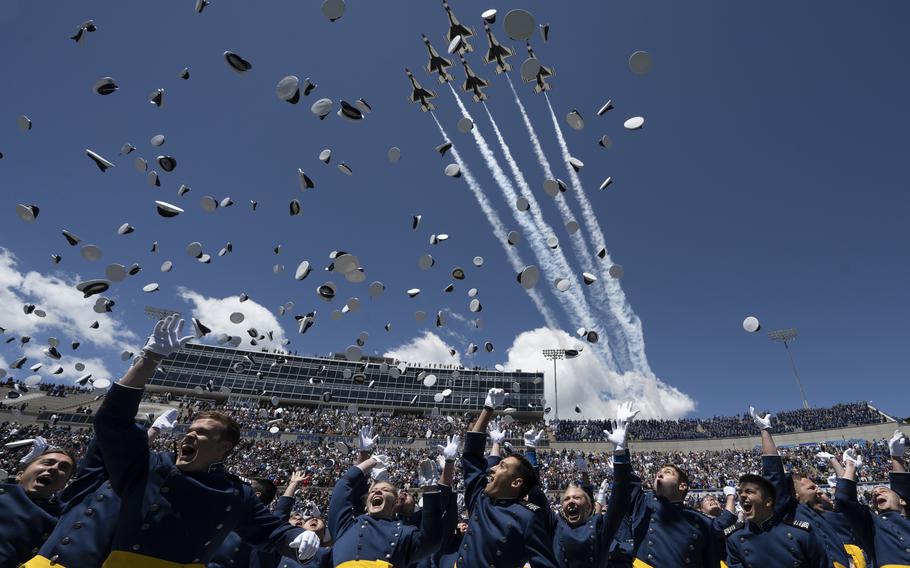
785, 519, 811, 531
226, 471, 252, 485
724, 521, 744, 537
520, 501, 540, 512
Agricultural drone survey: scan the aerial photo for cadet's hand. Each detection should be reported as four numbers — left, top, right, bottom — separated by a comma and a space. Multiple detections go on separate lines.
889, 430, 907, 457
437, 434, 460, 461
358, 425, 379, 452
484, 388, 507, 409
827, 474, 838, 488
523, 428, 544, 448
371, 454, 392, 481
302, 500, 321, 519
815, 451, 835, 461
418, 458, 438, 486
17, 436, 48, 464
748, 406, 772, 431
143, 315, 194, 357
607, 402, 639, 452
152, 409, 178, 431
488, 419, 506, 444
843, 448, 863, 468
723, 485, 737, 497
289, 470, 307, 486
293, 530, 321, 561
574, 455, 588, 473
596, 478, 610, 506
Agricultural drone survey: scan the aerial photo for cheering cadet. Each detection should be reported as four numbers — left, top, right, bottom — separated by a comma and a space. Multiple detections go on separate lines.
446, 387, 559, 568
208, 477, 281, 568
525, 401, 637, 568
25, 315, 317, 567
835, 429, 910, 567
0, 437, 74, 566
750, 406, 869, 567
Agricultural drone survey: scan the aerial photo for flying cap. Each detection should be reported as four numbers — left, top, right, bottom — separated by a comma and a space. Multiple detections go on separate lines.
321, 0, 345, 22
517, 265, 540, 289
388, 147, 401, 163
155, 201, 184, 217
444, 164, 461, 178
16, 204, 39, 222
277, 75, 301, 103
224, 51, 252, 74
457, 118, 474, 133
566, 110, 584, 131
609, 264, 624, 278
629, 51, 653, 75
503, 9, 536, 41
310, 98, 333, 119
92, 77, 118, 95
598, 135, 612, 148
481, 9, 497, 23
599, 177, 613, 190
596, 100, 614, 116
742, 316, 761, 333
86, 149, 115, 172
623, 116, 645, 130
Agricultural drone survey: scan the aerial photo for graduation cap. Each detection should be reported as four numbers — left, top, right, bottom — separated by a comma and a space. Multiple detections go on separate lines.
224, 51, 252, 74
568, 157, 584, 172
388, 147, 401, 163
149, 89, 164, 107
179, 67, 190, 80
565, 220, 580, 234
298, 169, 315, 190
92, 77, 118, 95
457, 118, 474, 133
337, 101, 363, 121
582, 272, 597, 285
597, 100, 614, 116
117, 223, 134, 235
17, 115, 32, 131
599, 177, 613, 190
302, 78, 317, 96
311, 98, 333, 119
76, 279, 109, 298
516, 196, 530, 211
629, 50, 653, 74
566, 110, 584, 131
71, 20, 97, 43
517, 265, 540, 289
742, 316, 761, 333
540, 23, 550, 41
598, 135, 612, 148
337, 162, 353, 175
321, 0, 345, 21
194, 0, 209, 13
609, 264, 624, 278
157, 156, 177, 172
193, 318, 211, 337
444, 164, 461, 178
276, 76, 301, 103
16, 204, 39, 222
289, 199, 302, 216
554, 278, 570, 292
504, 9, 536, 41
472, 256, 484, 267
623, 116, 645, 130
148, 171, 160, 186
436, 142, 453, 156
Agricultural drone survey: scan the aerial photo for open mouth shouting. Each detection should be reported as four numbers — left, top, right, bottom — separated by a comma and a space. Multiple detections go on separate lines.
34, 472, 54, 487
178, 440, 197, 462
563, 503, 581, 523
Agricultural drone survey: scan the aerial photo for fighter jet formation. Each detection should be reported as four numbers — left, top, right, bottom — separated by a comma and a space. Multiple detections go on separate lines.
407, 1, 554, 110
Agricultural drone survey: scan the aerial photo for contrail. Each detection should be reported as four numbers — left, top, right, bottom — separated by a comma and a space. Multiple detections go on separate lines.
430, 112, 559, 328
446, 85, 615, 365
505, 75, 633, 372
544, 92, 652, 375
480, 100, 619, 371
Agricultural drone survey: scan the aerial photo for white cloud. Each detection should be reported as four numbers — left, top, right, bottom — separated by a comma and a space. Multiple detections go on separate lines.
0, 247, 138, 352
177, 287, 288, 351
499, 327, 695, 419
20, 344, 115, 383
384, 331, 462, 366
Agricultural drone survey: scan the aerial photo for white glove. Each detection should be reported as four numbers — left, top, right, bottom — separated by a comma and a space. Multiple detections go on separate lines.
842, 448, 863, 468
607, 402, 639, 451
17, 437, 48, 464
604, 456, 614, 473
723, 485, 737, 497
371, 454, 391, 481
523, 428, 543, 448
889, 430, 906, 457
143, 315, 194, 357
292, 530, 320, 561
302, 500, 321, 519
596, 478, 610, 506
152, 409, 178, 431
827, 474, 838, 488
484, 388, 507, 409
488, 420, 506, 445
574, 455, 588, 473
437, 434, 460, 461
418, 459, 438, 486
358, 425, 379, 452
748, 406, 772, 431
815, 451, 835, 461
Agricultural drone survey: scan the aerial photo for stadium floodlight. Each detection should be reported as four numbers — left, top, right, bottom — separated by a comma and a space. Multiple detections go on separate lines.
144, 306, 182, 321
542, 348, 576, 420
767, 328, 809, 410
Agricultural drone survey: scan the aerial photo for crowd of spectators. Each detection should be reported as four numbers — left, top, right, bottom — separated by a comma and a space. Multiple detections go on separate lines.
554, 402, 887, 441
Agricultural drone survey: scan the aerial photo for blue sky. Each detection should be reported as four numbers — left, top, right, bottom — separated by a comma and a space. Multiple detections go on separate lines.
1, 1, 908, 419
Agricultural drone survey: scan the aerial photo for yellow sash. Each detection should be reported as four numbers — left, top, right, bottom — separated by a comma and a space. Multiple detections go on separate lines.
21, 556, 65, 568
632, 559, 654, 568
337, 561, 394, 568
843, 544, 867, 568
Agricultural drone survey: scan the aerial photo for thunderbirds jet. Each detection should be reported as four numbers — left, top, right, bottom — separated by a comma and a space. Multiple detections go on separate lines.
442, 1, 473, 53
522, 43, 554, 93
406, 68, 436, 111
483, 22, 512, 74
422, 34, 454, 83
459, 54, 489, 102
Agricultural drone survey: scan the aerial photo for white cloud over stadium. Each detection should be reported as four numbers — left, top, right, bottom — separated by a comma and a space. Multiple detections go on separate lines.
177, 287, 288, 352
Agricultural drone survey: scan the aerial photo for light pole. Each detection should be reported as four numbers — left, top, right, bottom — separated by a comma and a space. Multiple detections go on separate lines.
542, 348, 581, 420
767, 328, 809, 409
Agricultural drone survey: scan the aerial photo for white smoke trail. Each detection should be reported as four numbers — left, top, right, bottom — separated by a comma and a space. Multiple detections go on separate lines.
446, 85, 613, 365
430, 113, 559, 328
480, 101, 619, 371
543, 92, 652, 375
505, 75, 633, 372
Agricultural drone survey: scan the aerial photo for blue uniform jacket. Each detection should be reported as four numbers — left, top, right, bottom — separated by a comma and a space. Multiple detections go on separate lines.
414, 488, 460, 568
764, 454, 868, 567
526, 449, 632, 568
835, 472, 910, 567
444, 431, 558, 568
0, 482, 60, 567
84, 382, 302, 565
725, 516, 830, 568
627, 473, 723, 567
329, 465, 447, 567
33, 436, 121, 568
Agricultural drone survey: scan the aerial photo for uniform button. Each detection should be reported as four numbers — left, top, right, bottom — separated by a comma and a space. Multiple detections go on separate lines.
132, 544, 141, 551
150, 504, 160, 512
161, 487, 170, 494
141, 523, 150, 531
193, 559, 200, 563
216, 523, 223, 530
72, 522, 83, 529
204, 541, 211, 546
85, 508, 94, 516
787, 532, 793, 539
225, 506, 232, 511
96, 494, 105, 501
61, 537, 71, 545
0, 488, 5, 494
50, 555, 59, 563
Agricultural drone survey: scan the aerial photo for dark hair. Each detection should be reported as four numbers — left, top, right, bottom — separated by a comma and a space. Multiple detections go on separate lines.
510, 454, 539, 498
193, 411, 241, 449
660, 463, 690, 486
250, 478, 277, 505
21, 448, 78, 479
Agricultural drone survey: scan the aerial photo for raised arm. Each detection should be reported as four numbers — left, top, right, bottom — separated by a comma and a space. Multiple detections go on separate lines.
329, 457, 379, 540
463, 389, 506, 509
488, 419, 506, 458
816, 450, 845, 478
469, 388, 506, 433
401, 485, 448, 565
600, 402, 638, 541
233, 492, 304, 558
750, 405, 794, 517
275, 470, 307, 521
890, 429, 907, 473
